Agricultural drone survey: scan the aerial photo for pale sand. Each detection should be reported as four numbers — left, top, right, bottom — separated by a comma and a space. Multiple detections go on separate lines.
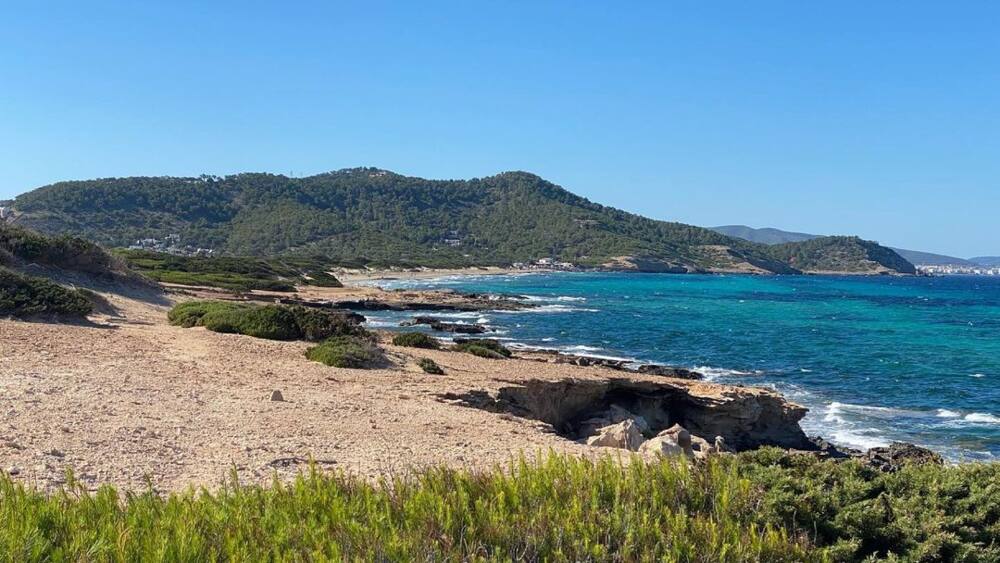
1, 285, 784, 493
0, 290, 618, 492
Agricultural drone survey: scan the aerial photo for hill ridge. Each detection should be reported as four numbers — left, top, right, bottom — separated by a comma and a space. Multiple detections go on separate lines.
10, 170, 914, 275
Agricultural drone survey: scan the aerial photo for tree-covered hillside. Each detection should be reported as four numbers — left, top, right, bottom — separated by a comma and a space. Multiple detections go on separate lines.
11, 168, 914, 274
769, 236, 917, 274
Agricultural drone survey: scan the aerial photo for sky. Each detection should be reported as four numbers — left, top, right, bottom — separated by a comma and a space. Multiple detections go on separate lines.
1, 2, 997, 257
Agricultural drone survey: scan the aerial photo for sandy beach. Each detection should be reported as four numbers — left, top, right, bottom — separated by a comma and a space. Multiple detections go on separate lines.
0, 284, 803, 493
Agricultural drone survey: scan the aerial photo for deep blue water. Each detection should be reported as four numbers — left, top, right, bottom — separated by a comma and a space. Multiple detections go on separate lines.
365, 273, 1000, 460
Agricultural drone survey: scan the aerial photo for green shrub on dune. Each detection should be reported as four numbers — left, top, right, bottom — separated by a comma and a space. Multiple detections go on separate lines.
391, 332, 440, 349
168, 300, 365, 341
453, 338, 511, 359
417, 357, 444, 374
0, 268, 93, 318
305, 336, 386, 369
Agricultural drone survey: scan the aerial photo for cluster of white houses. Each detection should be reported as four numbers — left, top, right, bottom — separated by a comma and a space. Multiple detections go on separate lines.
919, 264, 1000, 276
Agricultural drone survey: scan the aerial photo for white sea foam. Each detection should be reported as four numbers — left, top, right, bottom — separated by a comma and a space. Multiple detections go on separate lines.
693, 366, 754, 381
507, 304, 598, 314
936, 409, 962, 418
964, 413, 1000, 424
970, 373, 987, 378
829, 428, 891, 451
564, 345, 602, 352
556, 296, 587, 302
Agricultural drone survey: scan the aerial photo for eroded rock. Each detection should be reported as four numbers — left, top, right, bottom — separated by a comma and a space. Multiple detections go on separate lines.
585, 419, 644, 451
441, 377, 812, 452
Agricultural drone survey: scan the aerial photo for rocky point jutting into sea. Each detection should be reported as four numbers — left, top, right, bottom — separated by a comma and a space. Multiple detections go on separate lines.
357, 270, 1000, 462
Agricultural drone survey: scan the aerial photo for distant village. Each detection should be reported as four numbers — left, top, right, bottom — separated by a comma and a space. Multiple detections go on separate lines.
918, 264, 1000, 277
128, 234, 215, 257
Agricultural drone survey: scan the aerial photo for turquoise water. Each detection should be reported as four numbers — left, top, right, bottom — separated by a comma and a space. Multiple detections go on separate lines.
366, 273, 1000, 460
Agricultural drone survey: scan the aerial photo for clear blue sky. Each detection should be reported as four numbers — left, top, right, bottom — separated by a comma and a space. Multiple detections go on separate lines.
2, 2, 997, 257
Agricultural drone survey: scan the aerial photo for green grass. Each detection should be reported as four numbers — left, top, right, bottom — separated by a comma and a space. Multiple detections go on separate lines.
417, 357, 444, 374
392, 331, 441, 349
0, 267, 93, 318
168, 300, 365, 341
116, 250, 341, 292
0, 451, 996, 561
305, 335, 386, 369
453, 338, 512, 359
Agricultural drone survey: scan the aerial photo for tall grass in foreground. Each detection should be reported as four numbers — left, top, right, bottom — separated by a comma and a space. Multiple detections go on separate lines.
0, 455, 816, 562
1, 451, 998, 561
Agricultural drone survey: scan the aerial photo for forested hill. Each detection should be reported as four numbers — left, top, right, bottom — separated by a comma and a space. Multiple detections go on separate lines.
10, 168, 913, 274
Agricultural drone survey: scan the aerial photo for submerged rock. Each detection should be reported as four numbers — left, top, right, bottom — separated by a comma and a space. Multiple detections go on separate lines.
401, 316, 487, 334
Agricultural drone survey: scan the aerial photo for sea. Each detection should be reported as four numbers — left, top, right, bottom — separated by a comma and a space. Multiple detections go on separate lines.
361, 272, 1000, 461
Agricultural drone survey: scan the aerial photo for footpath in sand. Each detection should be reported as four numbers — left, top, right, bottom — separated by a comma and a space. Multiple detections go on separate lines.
0, 286, 806, 492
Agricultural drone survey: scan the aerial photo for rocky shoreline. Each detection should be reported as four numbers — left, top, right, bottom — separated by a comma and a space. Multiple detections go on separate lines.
289, 286, 948, 471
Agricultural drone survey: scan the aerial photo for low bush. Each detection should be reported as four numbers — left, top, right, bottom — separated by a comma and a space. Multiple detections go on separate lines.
417, 358, 444, 374
734, 448, 1000, 561
391, 332, 440, 349
453, 338, 512, 359
167, 300, 365, 341
305, 336, 386, 369
0, 224, 117, 275
0, 267, 93, 318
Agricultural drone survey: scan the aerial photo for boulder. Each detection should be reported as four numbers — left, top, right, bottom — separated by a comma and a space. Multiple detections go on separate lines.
607, 405, 651, 435
639, 435, 688, 458
864, 442, 943, 472
689, 434, 714, 460
640, 424, 695, 459
585, 419, 644, 451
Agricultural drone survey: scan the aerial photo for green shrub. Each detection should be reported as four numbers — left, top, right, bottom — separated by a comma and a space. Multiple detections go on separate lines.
392, 332, 440, 349
734, 448, 1000, 561
201, 305, 301, 340
305, 336, 386, 369
453, 338, 511, 359
417, 358, 444, 374
0, 224, 117, 275
0, 268, 93, 318
292, 306, 365, 341
168, 300, 365, 341
167, 300, 245, 328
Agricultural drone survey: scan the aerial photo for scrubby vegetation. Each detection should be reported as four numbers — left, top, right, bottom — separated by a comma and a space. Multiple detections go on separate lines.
116, 250, 341, 292
0, 268, 93, 318
168, 300, 364, 341
11, 170, 914, 273
0, 223, 120, 275
453, 338, 512, 359
392, 331, 440, 349
767, 236, 917, 274
417, 357, 444, 374
305, 336, 386, 369
0, 451, 996, 561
